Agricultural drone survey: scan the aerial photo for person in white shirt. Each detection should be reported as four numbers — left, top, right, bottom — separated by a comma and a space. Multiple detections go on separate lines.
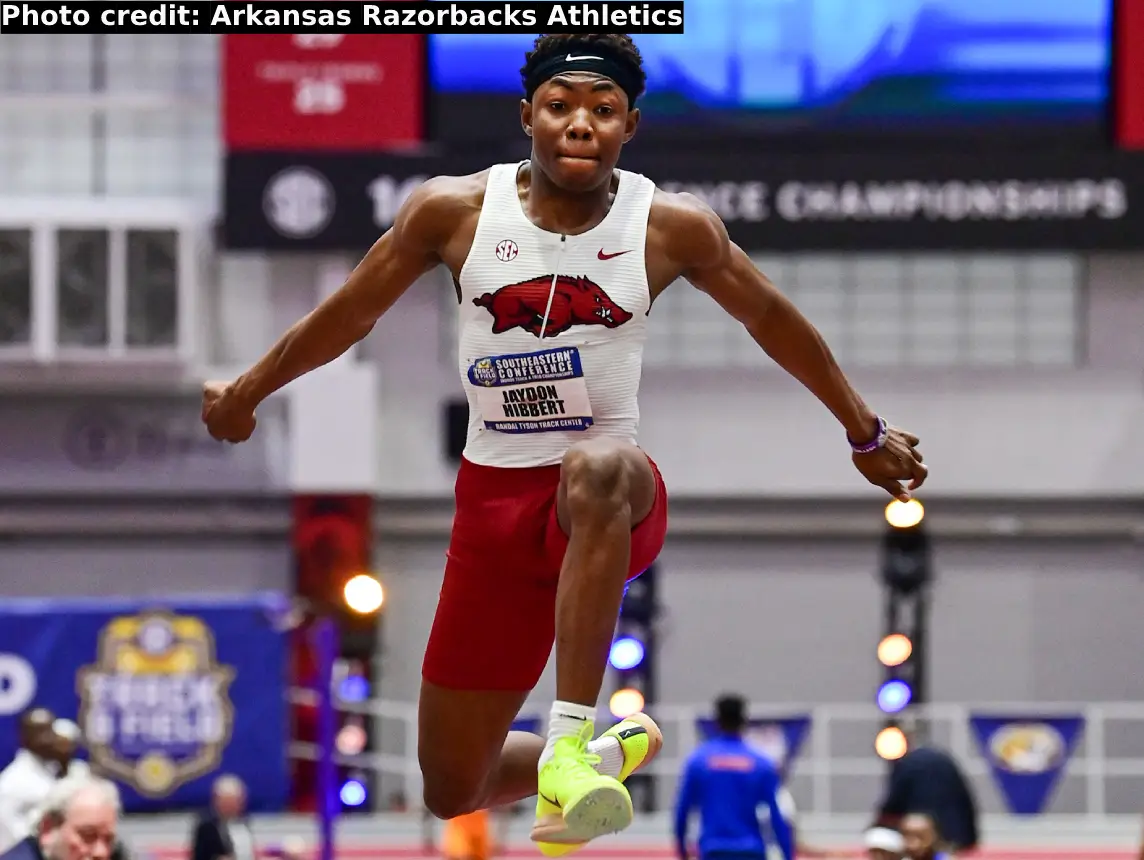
0, 710, 63, 853
865, 826, 905, 860
48, 724, 87, 781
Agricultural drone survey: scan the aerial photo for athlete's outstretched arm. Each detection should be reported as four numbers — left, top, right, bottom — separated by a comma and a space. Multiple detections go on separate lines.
230, 178, 458, 406
203, 179, 467, 443
660, 193, 927, 498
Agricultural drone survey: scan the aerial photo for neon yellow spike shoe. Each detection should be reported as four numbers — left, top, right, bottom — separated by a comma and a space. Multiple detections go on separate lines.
605, 712, 664, 781
534, 714, 663, 858
531, 721, 633, 852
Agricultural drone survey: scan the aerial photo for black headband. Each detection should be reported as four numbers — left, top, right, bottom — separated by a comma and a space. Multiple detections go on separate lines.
524, 50, 641, 107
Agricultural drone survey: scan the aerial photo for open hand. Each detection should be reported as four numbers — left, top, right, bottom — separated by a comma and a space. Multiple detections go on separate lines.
201, 380, 257, 443
852, 425, 927, 501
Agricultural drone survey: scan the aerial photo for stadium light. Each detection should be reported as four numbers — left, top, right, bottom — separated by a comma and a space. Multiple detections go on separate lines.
335, 723, 367, 756
609, 687, 645, 719
609, 636, 646, 671
877, 633, 913, 667
338, 673, 370, 702
877, 679, 913, 714
344, 574, 384, 614
875, 725, 909, 761
885, 499, 924, 529
339, 777, 368, 807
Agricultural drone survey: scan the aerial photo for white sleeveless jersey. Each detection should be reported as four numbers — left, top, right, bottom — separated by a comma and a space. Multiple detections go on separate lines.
456, 162, 656, 468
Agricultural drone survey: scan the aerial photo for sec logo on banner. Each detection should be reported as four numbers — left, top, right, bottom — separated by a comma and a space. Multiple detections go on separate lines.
263, 167, 335, 239
223, 35, 424, 151
0, 654, 37, 716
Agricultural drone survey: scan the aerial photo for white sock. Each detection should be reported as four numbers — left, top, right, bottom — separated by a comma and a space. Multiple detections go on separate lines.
538, 701, 596, 769
587, 736, 625, 778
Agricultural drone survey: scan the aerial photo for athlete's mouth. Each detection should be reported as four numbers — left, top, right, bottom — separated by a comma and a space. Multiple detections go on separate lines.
557, 153, 599, 162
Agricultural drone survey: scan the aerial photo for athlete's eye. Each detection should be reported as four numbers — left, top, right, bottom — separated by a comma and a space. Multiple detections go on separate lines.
595, 106, 613, 115
549, 101, 566, 111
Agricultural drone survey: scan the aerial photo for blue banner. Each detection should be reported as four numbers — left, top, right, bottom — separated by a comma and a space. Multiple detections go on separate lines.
0, 594, 289, 813
511, 716, 541, 735
696, 715, 812, 775
969, 714, 1085, 815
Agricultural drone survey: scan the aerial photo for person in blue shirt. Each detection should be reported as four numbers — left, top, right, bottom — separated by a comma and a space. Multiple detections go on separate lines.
674, 695, 794, 860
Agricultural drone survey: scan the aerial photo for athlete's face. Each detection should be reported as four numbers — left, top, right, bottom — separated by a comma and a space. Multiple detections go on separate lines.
521, 73, 640, 192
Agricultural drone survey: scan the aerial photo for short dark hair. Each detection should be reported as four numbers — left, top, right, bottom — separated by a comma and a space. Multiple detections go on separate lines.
520, 34, 647, 101
715, 693, 747, 733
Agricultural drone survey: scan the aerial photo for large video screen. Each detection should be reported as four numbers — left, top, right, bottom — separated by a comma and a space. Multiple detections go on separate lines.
429, 0, 1111, 150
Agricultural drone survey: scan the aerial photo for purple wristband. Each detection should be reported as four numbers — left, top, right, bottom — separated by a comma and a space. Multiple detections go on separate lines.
849, 415, 888, 454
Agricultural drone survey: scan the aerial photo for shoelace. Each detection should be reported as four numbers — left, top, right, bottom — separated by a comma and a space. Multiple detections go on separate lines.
548, 723, 602, 786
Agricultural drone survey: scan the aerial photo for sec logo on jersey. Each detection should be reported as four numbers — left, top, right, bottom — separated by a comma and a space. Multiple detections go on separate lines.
495, 239, 519, 262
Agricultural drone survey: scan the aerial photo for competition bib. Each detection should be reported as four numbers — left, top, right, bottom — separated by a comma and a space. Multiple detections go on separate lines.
467, 346, 593, 433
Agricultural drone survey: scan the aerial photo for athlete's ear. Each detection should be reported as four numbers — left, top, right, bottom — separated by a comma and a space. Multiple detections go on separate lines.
521, 99, 534, 137
623, 107, 640, 143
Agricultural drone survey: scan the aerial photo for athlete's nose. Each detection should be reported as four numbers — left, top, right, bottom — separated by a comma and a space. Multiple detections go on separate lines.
566, 108, 593, 140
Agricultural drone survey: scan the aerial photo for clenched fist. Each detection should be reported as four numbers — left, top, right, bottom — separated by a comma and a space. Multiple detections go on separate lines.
201, 380, 257, 443
852, 424, 928, 501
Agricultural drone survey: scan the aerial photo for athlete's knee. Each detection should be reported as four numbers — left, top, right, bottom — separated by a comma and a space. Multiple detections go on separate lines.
561, 442, 633, 522
421, 768, 482, 820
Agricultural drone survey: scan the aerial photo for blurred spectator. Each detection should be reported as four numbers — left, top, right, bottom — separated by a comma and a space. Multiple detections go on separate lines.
864, 827, 905, 860
191, 776, 255, 860
901, 813, 949, 860
0, 709, 60, 852
674, 694, 793, 860
875, 745, 977, 854
0, 775, 119, 860
48, 724, 87, 780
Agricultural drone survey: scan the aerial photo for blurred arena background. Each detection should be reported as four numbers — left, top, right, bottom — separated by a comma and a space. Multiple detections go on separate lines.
3, 1, 1144, 858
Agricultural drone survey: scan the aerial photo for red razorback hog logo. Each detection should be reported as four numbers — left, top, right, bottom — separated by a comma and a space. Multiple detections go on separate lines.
473, 275, 634, 338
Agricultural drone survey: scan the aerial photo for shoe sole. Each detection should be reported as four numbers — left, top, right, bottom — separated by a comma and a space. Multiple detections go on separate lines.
560, 782, 634, 842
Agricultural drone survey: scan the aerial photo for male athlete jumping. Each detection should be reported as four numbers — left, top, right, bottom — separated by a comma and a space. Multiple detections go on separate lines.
203, 34, 927, 854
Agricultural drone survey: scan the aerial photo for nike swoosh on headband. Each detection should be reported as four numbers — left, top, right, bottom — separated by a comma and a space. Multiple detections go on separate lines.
565, 54, 605, 62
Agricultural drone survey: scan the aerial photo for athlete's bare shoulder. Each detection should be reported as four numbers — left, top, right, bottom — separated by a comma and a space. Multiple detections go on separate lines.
395, 170, 488, 253
644, 187, 731, 291
391, 170, 491, 275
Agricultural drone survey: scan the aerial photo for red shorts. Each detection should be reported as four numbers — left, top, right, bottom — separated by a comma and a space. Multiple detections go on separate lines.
422, 452, 668, 691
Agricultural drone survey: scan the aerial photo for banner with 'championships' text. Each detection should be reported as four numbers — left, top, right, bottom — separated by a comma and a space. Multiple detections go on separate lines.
225, 149, 1144, 253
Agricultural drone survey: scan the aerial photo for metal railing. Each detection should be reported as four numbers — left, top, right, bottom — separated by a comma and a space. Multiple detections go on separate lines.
287, 692, 1144, 817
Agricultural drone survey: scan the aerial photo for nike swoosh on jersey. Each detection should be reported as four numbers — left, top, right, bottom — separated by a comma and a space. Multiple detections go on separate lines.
597, 249, 631, 260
